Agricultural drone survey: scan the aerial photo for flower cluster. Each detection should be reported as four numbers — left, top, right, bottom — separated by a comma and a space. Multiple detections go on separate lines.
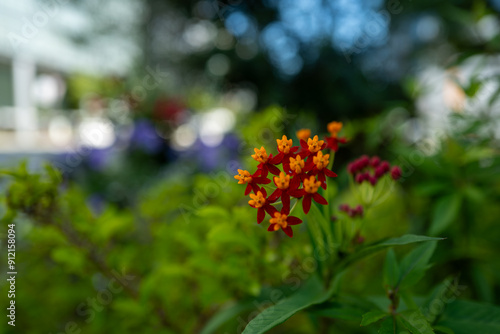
235, 123, 341, 237
325, 121, 347, 152
338, 204, 364, 218
347, 155, 402, 185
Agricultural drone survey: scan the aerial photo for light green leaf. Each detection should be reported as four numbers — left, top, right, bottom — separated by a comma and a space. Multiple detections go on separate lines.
400, 309, 434, 334
429, 194, 461, 236
384, 248, 400, 288
242, 275, 327, 334
361, 310, 388, 326
437, 300, 500, 334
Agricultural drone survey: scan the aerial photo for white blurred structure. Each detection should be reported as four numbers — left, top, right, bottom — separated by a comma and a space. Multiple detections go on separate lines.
0, 0, 141, 152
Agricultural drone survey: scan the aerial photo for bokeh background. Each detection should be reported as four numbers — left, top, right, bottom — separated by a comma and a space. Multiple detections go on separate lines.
1, 0, 500, 333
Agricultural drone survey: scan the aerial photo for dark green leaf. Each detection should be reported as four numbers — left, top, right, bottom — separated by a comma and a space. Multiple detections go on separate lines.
384, 248, 400, 288
429, 194, 461, 236
201, 301, 256, 334
242, 275, 327, 334
400, 310, 434, 334
311, 306, 365, 321
361, 310, 388, 326
379, 316, 395, 334
437, 300, 500, 334
340, 235, 444, 270
433, 325, 455, 334
398, 241, 437, 289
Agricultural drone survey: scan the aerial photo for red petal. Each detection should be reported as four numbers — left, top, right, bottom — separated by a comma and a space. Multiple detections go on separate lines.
300, 139, 308, 149
251, 183, 260, 194
271, 152, 284, 164
291, 146, 299, 153
245, 184, 252, 195
254, 177, 271, 184
267, 224, 276, 231
313, 193, 328, 205
324, 168, 337, 177
290, 189, 305, 198
282, 161, 291, 175
290, 176, 300, 190
282, 193, 290, 213
267, 164, 281, 176
303, 195, 312, 214
287, 216, 302, 225
261, 187, 267, 197
265, 204, 278, 216
257, 208, 265, 224
282, 226, 293, 237
268, 189, 282, 203
318, 172, 327, 190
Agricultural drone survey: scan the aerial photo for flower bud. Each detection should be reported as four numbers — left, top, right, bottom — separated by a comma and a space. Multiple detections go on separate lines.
370, 156, 380, 167
391, 166, 402, 180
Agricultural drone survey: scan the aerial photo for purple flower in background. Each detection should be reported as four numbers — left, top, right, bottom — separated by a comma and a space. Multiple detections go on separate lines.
87, 147, 113, 171
130, 119, 163, 154
87, 194, 104, 216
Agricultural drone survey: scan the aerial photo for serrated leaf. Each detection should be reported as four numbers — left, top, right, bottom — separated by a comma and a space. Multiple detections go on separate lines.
429, 194, 461, 236
384, 248, 400, 288
400, 309, 434, 334
242, 275, 327, 334
361, 310, 388, 326
437, 300, 500, 334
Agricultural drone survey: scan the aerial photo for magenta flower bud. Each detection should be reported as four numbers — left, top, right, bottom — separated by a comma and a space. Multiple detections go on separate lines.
347, 163, 357, 174
359, 155, 370, 168
370, 156, 380, 167
348, 208, 356, 217
380, 161, 390, 173
391, 166, 402, 180
354, 205, 364, 217
369, 175, 377, 186
339, 204, 350, 212
355, 173, 365, 183
375, 166, 385, 178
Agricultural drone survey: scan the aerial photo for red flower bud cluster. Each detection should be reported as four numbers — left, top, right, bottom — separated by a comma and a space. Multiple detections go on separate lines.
347, 155, 401, 185
339, 204, 364, 218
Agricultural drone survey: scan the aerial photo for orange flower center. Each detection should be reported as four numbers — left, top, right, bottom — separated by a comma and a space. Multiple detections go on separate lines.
234, 169, 252, 184
248, 191, 266, 208
277, 135, 293, 154
303, 176, 321, 194
251, 146, 268, 163
307, 135, 324, 153
289, 155, 305, 174
274, 172, 290, 190
313, 152, 330, 170
270, 212, 288, 229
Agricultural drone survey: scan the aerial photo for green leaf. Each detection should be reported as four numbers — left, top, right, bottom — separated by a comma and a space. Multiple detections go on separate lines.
437, 300, 500, 334
429, 194, 461, 236
340, 235, 444, 270
201, 301, 256, 334
433, 325, 455, 334
399, 310, 434, 334
398, 241, 437, 289
242, 275, 327, 334
384, 249, 400, 288
378, 316, 395, 334
311, 306, 365, 321
361, 310, 388, 326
